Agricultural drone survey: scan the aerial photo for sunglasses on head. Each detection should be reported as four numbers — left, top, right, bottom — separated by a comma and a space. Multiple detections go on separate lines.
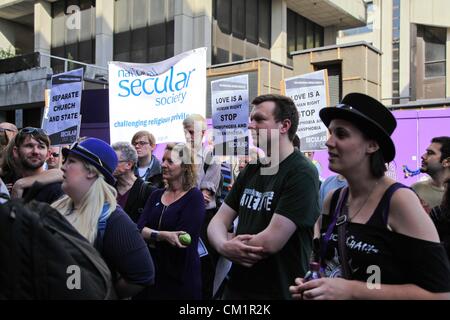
20, 127, 47, 135
67, 142, 112, 173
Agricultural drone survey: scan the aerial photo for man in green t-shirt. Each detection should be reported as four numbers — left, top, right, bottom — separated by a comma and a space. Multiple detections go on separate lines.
208, 94, 320, 299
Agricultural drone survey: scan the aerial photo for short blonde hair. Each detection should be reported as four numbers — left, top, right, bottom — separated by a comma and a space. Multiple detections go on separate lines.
165, 143, 197, 191
182, 114, 207, 131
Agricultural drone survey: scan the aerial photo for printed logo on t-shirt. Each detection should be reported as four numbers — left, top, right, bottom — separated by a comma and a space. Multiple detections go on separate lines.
239, 188, 274, 212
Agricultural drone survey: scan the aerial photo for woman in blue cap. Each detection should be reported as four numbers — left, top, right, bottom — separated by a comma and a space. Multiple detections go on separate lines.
289, 93, 450, 299
52, 137, 155, 299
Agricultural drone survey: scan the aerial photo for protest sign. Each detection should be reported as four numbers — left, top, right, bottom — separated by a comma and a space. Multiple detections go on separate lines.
109, 48, 207, 144
42, 68, 83, 145
284, 70, 329, 151
211, 74, 249, 156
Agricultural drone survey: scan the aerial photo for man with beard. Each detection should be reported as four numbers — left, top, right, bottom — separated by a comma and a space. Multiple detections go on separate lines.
412, 136, 450, 213
11, 127, 64, 204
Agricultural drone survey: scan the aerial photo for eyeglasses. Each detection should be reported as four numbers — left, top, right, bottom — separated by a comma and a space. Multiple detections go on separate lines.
50, 152, 60, 158
133, 141, 150, 147
68, 142, 112, 173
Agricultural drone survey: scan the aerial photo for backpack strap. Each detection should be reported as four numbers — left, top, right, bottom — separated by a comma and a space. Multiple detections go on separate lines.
335, 187, 352, 279
94, 203, 111, 254
320, 187, 352, 279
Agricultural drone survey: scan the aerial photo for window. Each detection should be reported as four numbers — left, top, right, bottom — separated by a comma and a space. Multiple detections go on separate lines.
232, 0, 245, 39
287, 9, 323, 57
51, 0, 96, 72
214, 0, 271, 48
419, 25, 446, 78
245, 0, 258, 44
113, 0, 174, 63
392, 0, 400, 103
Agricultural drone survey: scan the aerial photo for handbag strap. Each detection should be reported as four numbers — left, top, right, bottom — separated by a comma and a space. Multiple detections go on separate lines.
335, 187, 352, 279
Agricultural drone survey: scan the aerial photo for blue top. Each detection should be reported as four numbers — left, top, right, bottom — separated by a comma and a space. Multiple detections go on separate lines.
319, 175, 347, 212
100, 207, 155, 287
137, 187, 205, 300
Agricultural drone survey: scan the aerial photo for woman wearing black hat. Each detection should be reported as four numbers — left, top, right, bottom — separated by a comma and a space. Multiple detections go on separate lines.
290, 93, 450, 299
52, 138, 155, 299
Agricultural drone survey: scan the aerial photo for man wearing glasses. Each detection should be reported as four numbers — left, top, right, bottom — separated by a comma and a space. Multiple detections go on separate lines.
131, 130, 163, 188
10, 127, 64, 204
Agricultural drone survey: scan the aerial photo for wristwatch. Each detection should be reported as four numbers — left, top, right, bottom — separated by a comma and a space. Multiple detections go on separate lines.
150, 231, 159, 242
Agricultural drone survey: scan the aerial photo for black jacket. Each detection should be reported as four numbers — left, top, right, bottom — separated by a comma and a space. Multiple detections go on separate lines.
123, 178, 156, 223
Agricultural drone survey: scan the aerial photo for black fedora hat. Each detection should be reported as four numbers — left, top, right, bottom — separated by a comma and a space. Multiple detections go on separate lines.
319, 93, 397, 162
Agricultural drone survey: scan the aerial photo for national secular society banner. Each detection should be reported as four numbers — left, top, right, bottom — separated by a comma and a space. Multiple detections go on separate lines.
109, 48, 207, 144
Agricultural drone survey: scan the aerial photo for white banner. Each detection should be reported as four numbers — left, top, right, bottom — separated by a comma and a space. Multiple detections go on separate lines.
109, 48, 207, 144
284, 70, 329, 151
211, 74, 249, 155
42, 68, 83, 145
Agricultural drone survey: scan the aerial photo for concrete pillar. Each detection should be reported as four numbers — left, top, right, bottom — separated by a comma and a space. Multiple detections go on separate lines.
446, 28, 450, 98
399, 0, 410, 103
34, 0, 52, 67
371, 0, 382, 50
270, 0, 287, 65
174, 0, 212, 65
95, 0, 114, 68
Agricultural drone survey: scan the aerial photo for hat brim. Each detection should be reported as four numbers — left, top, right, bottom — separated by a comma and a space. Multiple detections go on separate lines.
62, 147, 117, 185
319, 107, 396, 162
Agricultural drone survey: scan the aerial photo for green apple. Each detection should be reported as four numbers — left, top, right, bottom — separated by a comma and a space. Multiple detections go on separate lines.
178, 233, 191, 246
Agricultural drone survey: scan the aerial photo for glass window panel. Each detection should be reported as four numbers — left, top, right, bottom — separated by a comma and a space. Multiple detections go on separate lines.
148, 23, 166, 62
217, 0, 231, 34
52, 1, 65, 18
315, 24, 323, 47
425, 62, 445, 78
80, 0, 93, 11
296, 16, 305, 50
78, 39, 93, 63
213, 48, 229, 64
258, 0, 270, 48
114, 30, 131, 61
424, 26, 446, 62
287, 9, 296, 55
232, 0, 245, 39
131, 27, 148, 62
306, 20, 314, 48
245, 0, 258, 44
166, 19, 174, 46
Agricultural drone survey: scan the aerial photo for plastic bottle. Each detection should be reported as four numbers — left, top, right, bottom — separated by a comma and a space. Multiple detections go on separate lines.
303, 262, 321, 282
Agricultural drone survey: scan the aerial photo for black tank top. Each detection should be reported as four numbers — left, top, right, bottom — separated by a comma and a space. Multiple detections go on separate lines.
320, 183, 450, 292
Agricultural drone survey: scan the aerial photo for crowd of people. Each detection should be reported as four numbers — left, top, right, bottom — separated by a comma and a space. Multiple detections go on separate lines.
1, 92, 449, 300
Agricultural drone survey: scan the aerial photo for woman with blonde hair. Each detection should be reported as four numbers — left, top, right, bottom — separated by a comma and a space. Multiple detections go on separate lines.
137, 142, 205, 299
52, 138, 154, 299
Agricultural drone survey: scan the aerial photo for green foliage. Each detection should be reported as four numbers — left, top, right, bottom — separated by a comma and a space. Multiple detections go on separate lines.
0, 47, 17, 60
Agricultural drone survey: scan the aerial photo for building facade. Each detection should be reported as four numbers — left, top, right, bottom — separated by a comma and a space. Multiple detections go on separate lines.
0, 0, 366, 127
